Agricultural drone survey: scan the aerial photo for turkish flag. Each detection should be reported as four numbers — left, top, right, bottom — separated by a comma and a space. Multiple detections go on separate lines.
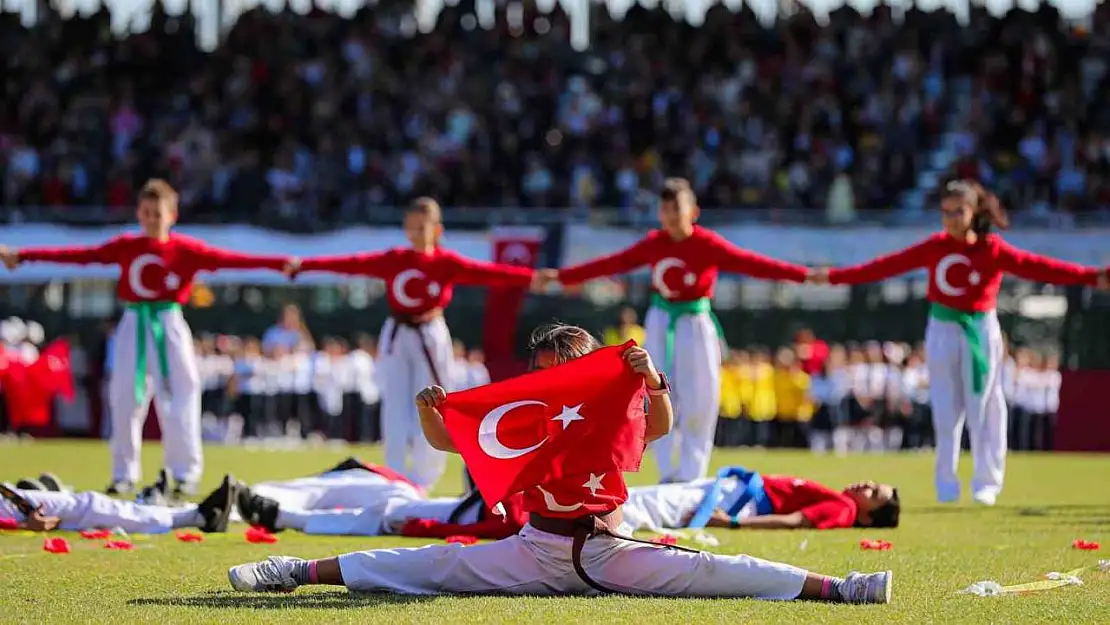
35, 339, 75, 402
482, 227, 544, 382
0, 339, 73, 430
441, 342, 647, 508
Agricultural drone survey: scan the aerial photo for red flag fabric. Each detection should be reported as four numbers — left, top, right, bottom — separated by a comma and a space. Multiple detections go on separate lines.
441, 341, 646, 514
0, 339, 73, 430
482, 228, 543, 382
400, 493, 527, 540
37, 339, 75, 402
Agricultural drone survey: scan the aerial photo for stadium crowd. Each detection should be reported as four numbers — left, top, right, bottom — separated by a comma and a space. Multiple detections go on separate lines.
3, 4, 1110, 226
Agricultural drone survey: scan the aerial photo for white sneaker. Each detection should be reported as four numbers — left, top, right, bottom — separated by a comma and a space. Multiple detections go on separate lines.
838, 571, 893, 604
228, 555, 303, 593
972, 491, 997, 506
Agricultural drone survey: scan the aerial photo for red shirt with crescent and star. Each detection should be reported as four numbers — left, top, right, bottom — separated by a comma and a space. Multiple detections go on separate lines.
557, 225, 808, 301
762, 475, 859, 530
828, 232, 1102, 312
298, 247, 536, 316
18, 233, 289, 304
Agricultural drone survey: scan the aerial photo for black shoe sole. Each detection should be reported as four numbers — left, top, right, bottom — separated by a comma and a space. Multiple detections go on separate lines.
236, 485, 281, 533
16, 479, 46, 491
198, 475, 236, 533
323, 456, 366, 474
38, 473, 65, 492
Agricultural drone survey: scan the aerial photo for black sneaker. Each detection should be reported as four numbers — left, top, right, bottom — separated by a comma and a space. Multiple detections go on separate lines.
106, 480, 135, 496
135, 484, 168, 507
236, 484, 281, 533
196, 474, 237, 533
152, 469, 170, 498
322, 456, 366, 474
38, 473, 68, 492
135, 469, 170, 506
16, 478, 46, 491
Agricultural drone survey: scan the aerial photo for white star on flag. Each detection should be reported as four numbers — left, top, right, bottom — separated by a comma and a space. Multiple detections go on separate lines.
582, 473, 606, 497
551, 404, 585, 430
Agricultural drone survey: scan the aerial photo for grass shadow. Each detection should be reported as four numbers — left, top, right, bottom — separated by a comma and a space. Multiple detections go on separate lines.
128, 590, 436, 610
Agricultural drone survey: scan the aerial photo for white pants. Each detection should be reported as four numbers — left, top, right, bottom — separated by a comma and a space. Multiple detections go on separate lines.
621, 479, 757, 532
338, 523, 806, 597
0, 489, 198, 533
246, 469, 426, 536
644, 307, 722, 482
925, 312, 1007, 502
378, 317, 453, 488
109, 307, 203, 484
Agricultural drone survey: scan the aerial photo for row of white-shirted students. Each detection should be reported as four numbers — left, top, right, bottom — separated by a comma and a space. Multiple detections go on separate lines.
190, 334, 490, 444
713, 340, 1062, 454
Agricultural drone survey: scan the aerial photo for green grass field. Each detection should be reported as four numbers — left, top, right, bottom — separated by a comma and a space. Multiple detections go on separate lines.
1, 441, 1108, 624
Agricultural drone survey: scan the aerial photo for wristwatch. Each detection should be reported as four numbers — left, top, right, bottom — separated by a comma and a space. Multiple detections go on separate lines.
647, 373, 670, 396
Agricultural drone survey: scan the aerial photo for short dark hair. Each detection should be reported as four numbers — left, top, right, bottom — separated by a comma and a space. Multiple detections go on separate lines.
659, 177, 696, 206
868, 488, 900, 528
527, 323, 601, 369
137, 178, 178, 209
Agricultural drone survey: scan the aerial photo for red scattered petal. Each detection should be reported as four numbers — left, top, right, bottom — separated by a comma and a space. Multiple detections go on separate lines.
245, 526, 278, 544
0, 518, 18, 530
652, 534, 679, 546
104, 540, 134, 550
1072, 539, 1101, 551
43, 537, 71, 554
175, 531, 204, 543
860, 539, 893, 551
445, 535, 479, 545
79, 529, 112, 540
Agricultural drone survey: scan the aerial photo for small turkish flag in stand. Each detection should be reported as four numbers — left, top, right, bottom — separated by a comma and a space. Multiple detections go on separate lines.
0, 339, 73, 431
482, 227, 544, 382
441, 341, 647, 509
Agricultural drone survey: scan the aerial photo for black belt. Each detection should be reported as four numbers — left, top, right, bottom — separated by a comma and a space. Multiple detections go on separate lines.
447, 489, 485, 524
528, 510, 699, 594
386, 311, 444, 387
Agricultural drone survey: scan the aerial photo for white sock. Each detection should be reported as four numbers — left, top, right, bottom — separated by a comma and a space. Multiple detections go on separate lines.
171, 506, 203, 529
276, 509, 310, 531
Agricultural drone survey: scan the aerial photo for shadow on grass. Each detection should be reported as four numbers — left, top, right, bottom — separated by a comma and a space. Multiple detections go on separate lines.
128, 590, 436, 610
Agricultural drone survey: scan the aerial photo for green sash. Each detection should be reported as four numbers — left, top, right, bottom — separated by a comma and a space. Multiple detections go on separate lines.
649, 293, 725, 376
929, 302, 988, 395
126, 302, 180, 403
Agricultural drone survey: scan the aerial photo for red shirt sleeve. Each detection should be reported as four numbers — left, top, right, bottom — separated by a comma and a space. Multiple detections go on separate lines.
445, 252, 535, 287
707, 233, 808, 282
184, 240, 288, 272
399, 517, 523, 540
19, 237, 125, 265
828, 236, 937, 285
995, 238, 1100, 286
298, 251, 395, 278
557, 235, 656, 285
798, 500, 857, 529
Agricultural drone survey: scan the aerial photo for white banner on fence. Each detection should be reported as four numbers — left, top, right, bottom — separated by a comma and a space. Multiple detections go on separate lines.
0, 225, 493, 284
561, 224, 1110, 275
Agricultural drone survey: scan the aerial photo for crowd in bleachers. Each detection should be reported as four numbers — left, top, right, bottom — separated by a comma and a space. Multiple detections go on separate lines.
3, 4, 1110, 226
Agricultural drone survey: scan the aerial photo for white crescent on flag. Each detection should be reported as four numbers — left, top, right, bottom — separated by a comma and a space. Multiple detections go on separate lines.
535, 485, 584, 513
651, 257, 686, 298
391, 269, 426, 307
128, 254, 165, 299
935, 253, 973, 297
478, 400, 549, 460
